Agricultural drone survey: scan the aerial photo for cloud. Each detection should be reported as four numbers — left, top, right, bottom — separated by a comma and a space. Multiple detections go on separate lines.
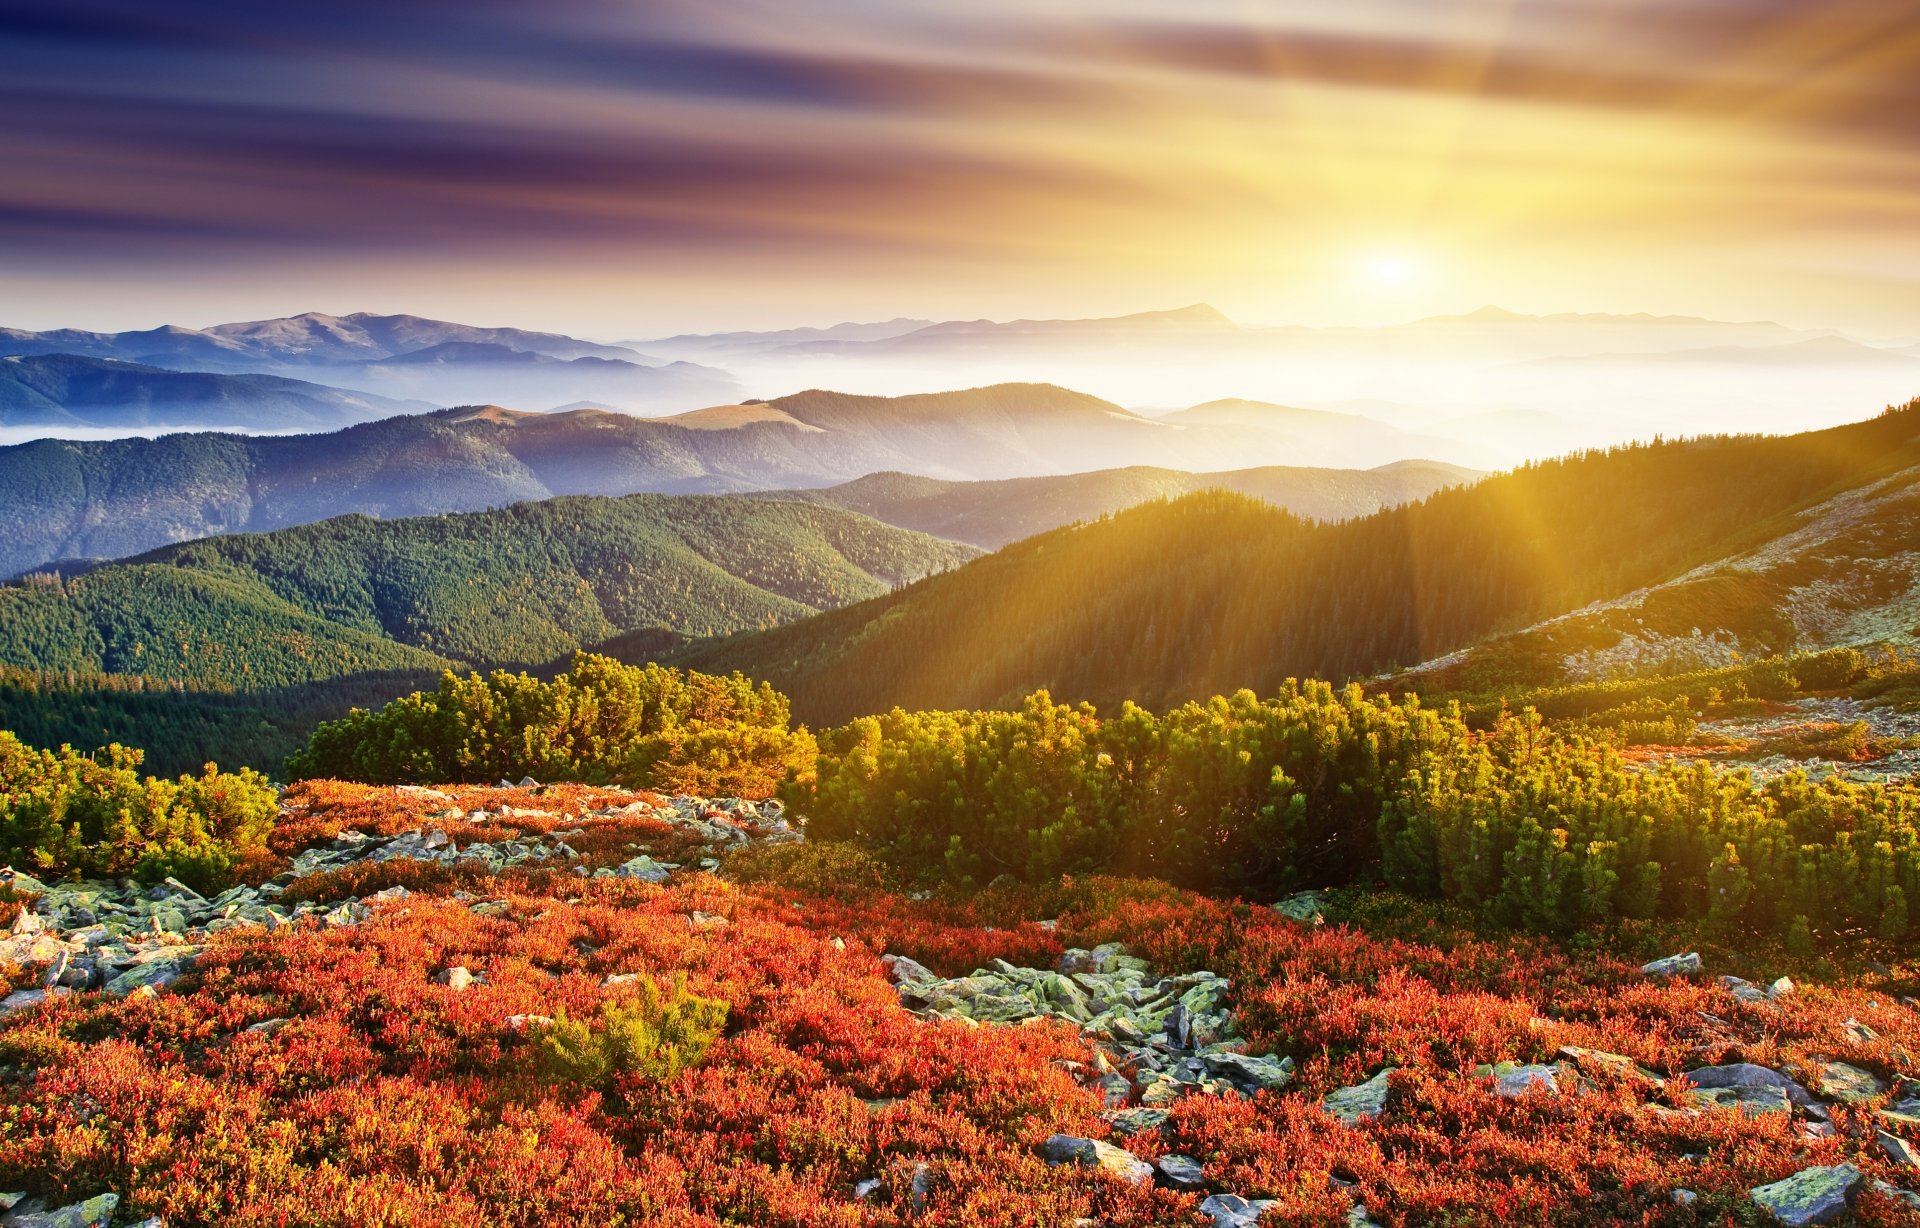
0, 0, 1914, 329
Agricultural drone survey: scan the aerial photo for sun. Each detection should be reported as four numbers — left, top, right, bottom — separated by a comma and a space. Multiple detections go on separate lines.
1362, 252, 1418, 287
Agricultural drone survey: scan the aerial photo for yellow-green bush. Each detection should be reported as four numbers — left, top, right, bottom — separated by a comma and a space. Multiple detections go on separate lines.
287, 654, 815, 798
0, 732, 277, 890
533, 974, 728, 1092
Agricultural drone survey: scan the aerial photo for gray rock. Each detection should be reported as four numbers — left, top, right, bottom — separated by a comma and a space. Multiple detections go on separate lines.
1323, 1068, 1394, 1126
1815, 1061, 1884, 1104
1104, 1108, 1169, 1136
432, 966, 475, 990
1641, 952, 1701, 978
1672, 1189, 1697, 1207
1878, 1131, 1919, 1168
1201, 1050, 1295, 1092
1476, 1061, 1559, 1098
1273, 891, 1328, 924
1748, 1163, 1861, 1226
1686, 1084, 1792, 1117
1039, 1134, 1154, 1185
1684, 1063, 1819, 1113
1198, 1194, 1279, 1228
1154, 1153, 1207, 1191
610, 855, 671, 884
3, 1192, 120, 1228
0, 988, 69, 1016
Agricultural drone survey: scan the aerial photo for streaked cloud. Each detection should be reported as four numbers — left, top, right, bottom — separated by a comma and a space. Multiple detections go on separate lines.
0, 0, 1915, 333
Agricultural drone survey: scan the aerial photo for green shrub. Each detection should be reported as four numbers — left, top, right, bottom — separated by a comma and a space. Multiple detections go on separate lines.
0, 731, 278, 891
533, 974, 728, 1092
287, 654, 815, 798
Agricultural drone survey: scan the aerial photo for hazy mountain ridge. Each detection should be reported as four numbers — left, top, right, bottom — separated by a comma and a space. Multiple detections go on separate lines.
0, 311, 738, 416
748, 459, 1478, 549
0, 354, 431, 431
0, 384, 1480, 578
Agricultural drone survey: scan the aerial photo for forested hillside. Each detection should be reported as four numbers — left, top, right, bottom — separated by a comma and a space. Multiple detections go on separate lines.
682, 403, 1920, 722
753, 459, 1476, 549
0, 494, 973, 690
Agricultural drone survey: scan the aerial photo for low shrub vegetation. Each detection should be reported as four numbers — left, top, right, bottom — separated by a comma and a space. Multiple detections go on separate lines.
0, 732, 277, 890
287, 654, 816, 798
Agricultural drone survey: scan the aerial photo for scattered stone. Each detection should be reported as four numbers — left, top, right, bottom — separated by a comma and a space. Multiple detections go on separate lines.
1198, 1193, 1279, 1228
1769, 977, 1796, 999
1641, 952, 1701, 978
1748, 1163, 1861, 1226
2, 1192, 120, 1228
1155, 1153, 1207, 1191
1040, 1134, 1154, 1186
1323, 1068, 1394, 1125
881, 954, 937, 986
1273, 891, 1328, 924
1815, 1061, 1884, 1104
1878, 1131, 1919, 1168
1683, 1063, 1821, 1115
1881, 1077, 1920, 1128
1556, 1046, 1662, 1088
1672, 1189, 1697, 1207
432, 966, 475, 990
1475, 1061, 1560, 1098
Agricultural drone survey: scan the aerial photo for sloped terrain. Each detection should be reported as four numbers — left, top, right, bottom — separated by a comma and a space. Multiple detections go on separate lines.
1403, 457, 1920, 693
681, 405, 1920, 724
0, 494, 975, 688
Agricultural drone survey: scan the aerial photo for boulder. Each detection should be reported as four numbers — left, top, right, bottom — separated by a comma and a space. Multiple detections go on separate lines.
1198, 1194, 1279, 1228
1881, 1077, 1920, 1128
1155, 1153, 1207, 1191
1685, 1084, 1792, 1117
1556, 1046, 1662, 1088
1878, 1131, 1919, 1168
1475, 1061, 1559, 1098
1815, 1061, 1884, 1104
2, 1192, 120, 1228
1201, 1050, 1295, 1092
1748, 1163, 1862, 1226
610, 855, 672, 884
1273, 891, 1328, 924
1683, 1063, 1819, 1113
1641, 952, 1701, 978
1323, 1068, 1394, 1126
1039, 1134, 1153, 1186
432, 966, 475, 990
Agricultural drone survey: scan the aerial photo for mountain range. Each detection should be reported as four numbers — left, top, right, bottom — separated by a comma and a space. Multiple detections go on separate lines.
0, 386, 1477, 578
749, 460, 1476, 550
0, 354, 430, 431
0, 311, 737, 414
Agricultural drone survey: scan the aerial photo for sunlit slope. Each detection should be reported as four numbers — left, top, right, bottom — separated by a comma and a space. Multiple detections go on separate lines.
1401, 445, 1920, 693
0, 494, 975, 688
679, 401, 1920, 723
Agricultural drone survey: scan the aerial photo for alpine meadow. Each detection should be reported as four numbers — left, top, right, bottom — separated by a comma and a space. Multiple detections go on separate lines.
2, 4, 1919, 1228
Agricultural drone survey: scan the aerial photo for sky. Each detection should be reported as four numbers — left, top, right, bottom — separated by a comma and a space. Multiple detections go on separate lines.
2, 0, 1918, 337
